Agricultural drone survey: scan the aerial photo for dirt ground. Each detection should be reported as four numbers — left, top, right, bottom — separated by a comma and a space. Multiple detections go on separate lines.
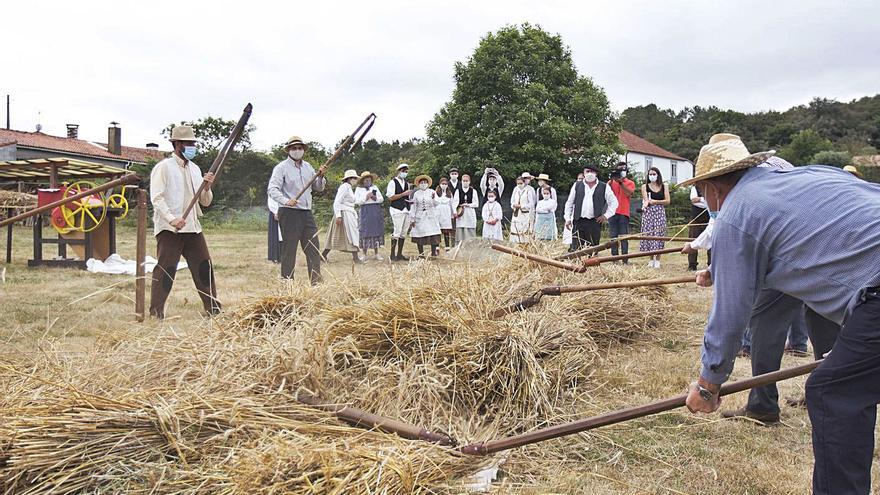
1, 224, 878, 494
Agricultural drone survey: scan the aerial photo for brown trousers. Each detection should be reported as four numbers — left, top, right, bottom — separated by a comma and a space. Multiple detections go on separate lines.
149, 230, 220, 318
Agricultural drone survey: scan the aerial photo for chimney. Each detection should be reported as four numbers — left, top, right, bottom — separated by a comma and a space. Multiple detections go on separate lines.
108, 121, 121, 155
66, 124, 79, 139
146, 142, 159, 149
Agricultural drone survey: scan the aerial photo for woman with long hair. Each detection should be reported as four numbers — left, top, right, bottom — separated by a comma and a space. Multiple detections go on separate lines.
435, 177, 455, 250
639, 166, 670, 268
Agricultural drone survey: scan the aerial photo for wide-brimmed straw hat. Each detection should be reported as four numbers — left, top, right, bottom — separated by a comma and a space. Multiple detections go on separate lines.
520, 172, 534, 179
843, 165, 863, 178
342, 169, 359, 181
536, 173, 552, 182
679, 133, 775, 186
414, 174, 433, 187
170, 125, 197, 142
282, 135, 308, 149
357, 170, 379, 185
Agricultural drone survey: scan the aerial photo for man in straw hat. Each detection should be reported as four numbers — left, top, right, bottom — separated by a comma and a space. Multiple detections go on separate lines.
267, 135, 327, 284
681, 133, 880, 494
149, 125, 220, 319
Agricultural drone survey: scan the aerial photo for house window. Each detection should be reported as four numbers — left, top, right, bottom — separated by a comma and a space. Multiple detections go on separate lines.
670, 161, 678, 184
645, 156, 653, 175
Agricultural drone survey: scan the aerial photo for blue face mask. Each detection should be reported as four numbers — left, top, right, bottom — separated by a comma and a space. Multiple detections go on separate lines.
182, 146, 197, 160
708, 211, 718, 219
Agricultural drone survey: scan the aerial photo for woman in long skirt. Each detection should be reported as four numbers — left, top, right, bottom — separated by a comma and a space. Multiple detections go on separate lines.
267, 197, 282, 263
639, 166, 670, 268
509, 176, 535, 244
323, 169, 363, 263
452, 175, 479, 242
354, 171, 385, 261
435, 177, 454, 250
410, 175, 442, 257
534, 186, 557, 241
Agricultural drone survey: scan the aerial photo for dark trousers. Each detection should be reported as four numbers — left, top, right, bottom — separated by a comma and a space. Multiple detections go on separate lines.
688, 208, 710, 269
806, 290, 880, 495
746, 292, 840, 415
268, 212, 281, 263
607, 214, 629, 256
573, 218, 601, 249
278, 208, 322, 285
149, 231, 220, 319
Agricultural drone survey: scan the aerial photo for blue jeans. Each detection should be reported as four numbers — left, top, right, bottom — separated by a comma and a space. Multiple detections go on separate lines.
806, 289, 880, 495
607, 214, 629, 256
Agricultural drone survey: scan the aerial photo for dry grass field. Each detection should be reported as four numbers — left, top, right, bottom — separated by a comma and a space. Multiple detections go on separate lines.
1, 223, 878, 494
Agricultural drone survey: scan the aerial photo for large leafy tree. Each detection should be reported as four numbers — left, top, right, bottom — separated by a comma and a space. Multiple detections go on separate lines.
427, 24, 622, 184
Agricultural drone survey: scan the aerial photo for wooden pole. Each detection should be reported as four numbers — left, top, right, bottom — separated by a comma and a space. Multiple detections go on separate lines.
491, 244, 587, 273
461, 359, 822, 455
0, 174, 139, 228
558, 236, 695, 260
135, 189, 147, 322
583, 246, 683, 267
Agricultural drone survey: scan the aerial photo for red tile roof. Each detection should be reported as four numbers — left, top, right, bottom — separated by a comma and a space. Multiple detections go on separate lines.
0, 128, 165, 164
619, 130, 688, 161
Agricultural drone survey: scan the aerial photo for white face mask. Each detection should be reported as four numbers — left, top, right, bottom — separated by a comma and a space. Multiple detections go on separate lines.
419, 183, 428, 190
620, 171, 627, 178
450, 174, 459, 181
289, 149, 305, 160
440, 184, 447, 190
523, 179, 531, 185
538, 180, 546, 187
488, 197, 496, 203
584, 173, 597, 182
648, 174, 658, 182
461, 181, 470, 188
543, 194, 551, 200
399, 171, 408, 179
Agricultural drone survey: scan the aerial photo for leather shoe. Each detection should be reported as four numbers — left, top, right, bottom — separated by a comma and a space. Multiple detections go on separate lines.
720, 407, 780, 425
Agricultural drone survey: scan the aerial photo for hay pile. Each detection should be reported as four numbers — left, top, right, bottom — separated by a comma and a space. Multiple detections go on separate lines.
0, 190, 36, 208
1, 256, 678, 493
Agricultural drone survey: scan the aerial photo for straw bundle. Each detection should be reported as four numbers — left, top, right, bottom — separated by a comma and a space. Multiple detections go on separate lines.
0, 190, 36, 208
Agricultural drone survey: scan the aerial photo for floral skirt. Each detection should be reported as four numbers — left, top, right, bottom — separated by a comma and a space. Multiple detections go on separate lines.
639, 204, 667, 252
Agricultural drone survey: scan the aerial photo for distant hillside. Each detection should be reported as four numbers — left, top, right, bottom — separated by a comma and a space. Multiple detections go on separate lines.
620, 95, 880, 166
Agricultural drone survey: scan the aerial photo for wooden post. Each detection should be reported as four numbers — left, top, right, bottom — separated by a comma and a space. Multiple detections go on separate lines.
5, 207, 12, 264
135, 188, 147, 322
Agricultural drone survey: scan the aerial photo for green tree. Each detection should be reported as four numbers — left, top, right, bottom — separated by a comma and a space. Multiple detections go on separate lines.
426, 24, 622, 185
778, 129, 833, 165
811, 150, 851, 168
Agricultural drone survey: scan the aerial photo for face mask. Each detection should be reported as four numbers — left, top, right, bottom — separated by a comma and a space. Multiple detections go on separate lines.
440, 184, 447, 190
648, 174, 658, 182
288, 149, 305, 160
462, 181, 470, 188
584, 173, 597, 182
182, 146, 197, 160
450, 174, 458, 180
523, 179, 531, 185
363, 180, 372, 188
538, 180, 546, 187
708, 211, 718, 219
619, 171, 627, 178
543, 194, 551, 199
488, 197, 496, 203
419, 183, 428, 190
399, 171, 408, 179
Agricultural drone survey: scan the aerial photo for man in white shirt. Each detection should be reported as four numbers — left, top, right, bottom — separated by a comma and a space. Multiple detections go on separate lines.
386, 163, 413, 261
687, 185, 711, 270
149, 125, 218, 319
564, 164, 618, 249
267, 135, 327, 284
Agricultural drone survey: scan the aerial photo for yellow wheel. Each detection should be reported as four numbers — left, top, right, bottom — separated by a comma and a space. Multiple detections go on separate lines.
60, 181, 107, 233
107, 193, 129, 220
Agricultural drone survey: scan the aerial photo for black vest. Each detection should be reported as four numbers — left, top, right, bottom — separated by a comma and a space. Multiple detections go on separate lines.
573, 180, 608, 220
690, 184, 709, 220
390, 178, 410, 210
458, 187, 476, 206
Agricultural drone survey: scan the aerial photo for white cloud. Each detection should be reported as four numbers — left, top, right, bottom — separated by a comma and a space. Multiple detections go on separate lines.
4, 0, 878, 151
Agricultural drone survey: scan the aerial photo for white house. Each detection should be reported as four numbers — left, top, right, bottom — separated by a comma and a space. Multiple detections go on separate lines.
618, 130, 693, 184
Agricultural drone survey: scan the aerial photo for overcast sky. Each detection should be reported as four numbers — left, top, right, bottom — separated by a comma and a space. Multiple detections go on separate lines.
4, 0, 879, 151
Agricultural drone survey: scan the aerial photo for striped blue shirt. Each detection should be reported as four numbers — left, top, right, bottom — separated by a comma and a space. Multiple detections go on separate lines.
701, 165, 880, 384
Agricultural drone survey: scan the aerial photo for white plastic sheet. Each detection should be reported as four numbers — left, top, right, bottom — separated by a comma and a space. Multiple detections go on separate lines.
86, 253, 187, 275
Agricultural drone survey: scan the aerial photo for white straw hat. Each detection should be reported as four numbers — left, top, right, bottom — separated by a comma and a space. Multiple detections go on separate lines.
342, 169, 359, 181
680, 133, 775, 186
536, 173, 552, 182
282, 135, 308, 149
520, 172, 534, 179
396, 163, 410, 171
170, 125, 197, 142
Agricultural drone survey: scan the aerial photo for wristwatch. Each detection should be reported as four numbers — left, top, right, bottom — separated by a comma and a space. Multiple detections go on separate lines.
697, 384, 717, 401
